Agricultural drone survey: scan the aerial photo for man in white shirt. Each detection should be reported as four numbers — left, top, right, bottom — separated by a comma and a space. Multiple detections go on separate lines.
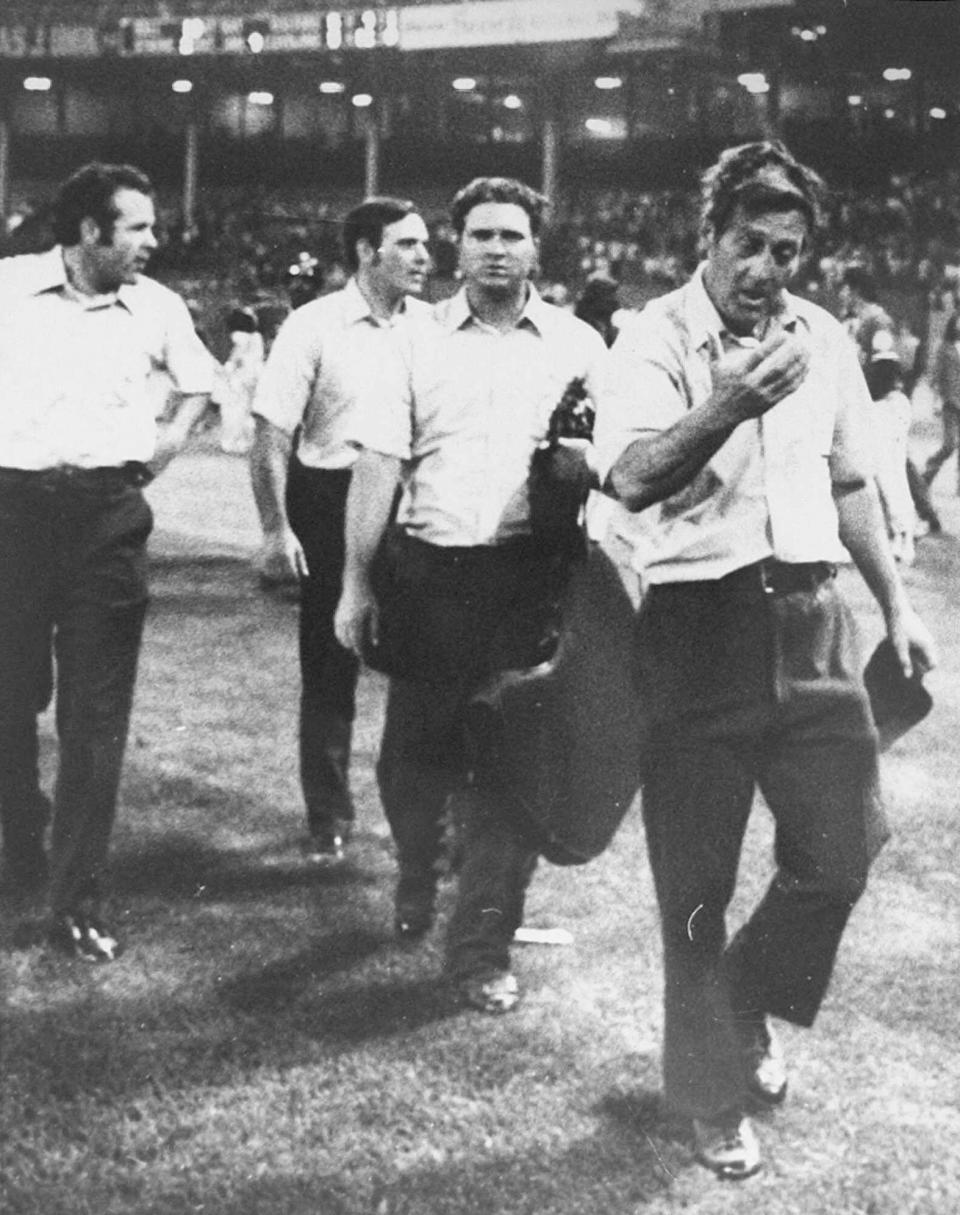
334, 177, 607, 1011
0, 162, 213, 959
595, 141, 937, 1179
251, 198, 431, 863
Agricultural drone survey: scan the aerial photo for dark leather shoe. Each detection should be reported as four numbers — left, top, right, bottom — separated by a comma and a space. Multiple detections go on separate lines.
394, 869, 436, 942
394, 907, 434, 941
302, 830, 345, 866
737, 1013, 787, 1106
693, 1111, 762, 1180
49, 912, 120, 962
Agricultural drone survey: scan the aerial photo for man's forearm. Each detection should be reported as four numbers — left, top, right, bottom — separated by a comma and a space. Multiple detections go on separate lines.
150, 392, 210, 475
607, 406, 738, 511
836, 481, 909, 622
343, 450, 402, 585
249, 416, 293, 534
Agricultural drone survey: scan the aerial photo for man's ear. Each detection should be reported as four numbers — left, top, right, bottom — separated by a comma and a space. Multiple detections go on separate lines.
355, 237, 376, 268
79, 215, 100, 245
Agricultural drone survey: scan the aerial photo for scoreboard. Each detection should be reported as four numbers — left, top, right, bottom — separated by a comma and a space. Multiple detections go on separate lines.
0, 11, 400, 57
0, 1, 643, 58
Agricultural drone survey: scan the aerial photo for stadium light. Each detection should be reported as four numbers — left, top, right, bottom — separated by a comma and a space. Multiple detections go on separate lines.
847, 95, 863, 107
248, 91, 274, 106
23, 76, 52, 91
882, 67, 912, 82
930, 107, 947, 120
351, 93, 374, 108
319, 81, 345, 95
585, 118, 615, 136
594, 76, 622, 90
453, 77, 477, 92
737, 73, 769, 95
172, 79, 194, 94
502, 94, 522, 110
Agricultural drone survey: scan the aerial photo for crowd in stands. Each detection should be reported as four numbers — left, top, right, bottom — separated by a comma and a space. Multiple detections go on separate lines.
5, 167, 960, 355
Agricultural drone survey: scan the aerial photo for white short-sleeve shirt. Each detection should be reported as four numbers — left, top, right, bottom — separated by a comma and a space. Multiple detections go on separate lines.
593, 265, 875, 582
252, 278, 429, 470
0, 247, 214, 470
347, 285, 609, 547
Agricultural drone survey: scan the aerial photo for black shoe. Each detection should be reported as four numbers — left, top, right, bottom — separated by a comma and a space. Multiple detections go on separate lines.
394, 870, 436, 942
302, 830, 345, 866
49, 911, 120, 962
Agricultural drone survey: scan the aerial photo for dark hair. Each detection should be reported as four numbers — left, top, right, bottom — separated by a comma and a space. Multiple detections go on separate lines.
842, 265, 878, 302
342, 196, 419, 272
51, 162, 154, 246
943, 311, 960, 344
574, 274, 621, 347
450, 176, 548, 238
700, 141, 825, 243
865, 358, 902, 400
226, 306, 259, 334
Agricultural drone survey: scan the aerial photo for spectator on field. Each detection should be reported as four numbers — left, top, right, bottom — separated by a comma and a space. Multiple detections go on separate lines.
865, 332, 916, 564
252, 197, 431, 864
923, 309, 960, 495
596, 140, 937, 1180
216, 305, 263, 455
838, 266, 943, 536
574, 273, 622, 348
0, 162, 213, 960
334, 176, 607, 1012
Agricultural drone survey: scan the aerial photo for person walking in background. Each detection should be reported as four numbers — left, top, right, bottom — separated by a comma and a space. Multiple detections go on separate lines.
251, 198, 431, 865
838, 264, 943, 536
0, 162, 213, 959
865, 332, 916, 564
334, 176, 606, 1012
216, 305, 263, 456
573, 272, 622, 348
924, 309, 960, 495
595, 141, 937, 1179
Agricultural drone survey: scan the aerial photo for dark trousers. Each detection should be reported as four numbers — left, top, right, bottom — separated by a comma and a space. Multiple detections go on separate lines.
285, 460, 359, 832
375, 534, 552, 979
635, 564, 885, 1120
0, 474, 152, 913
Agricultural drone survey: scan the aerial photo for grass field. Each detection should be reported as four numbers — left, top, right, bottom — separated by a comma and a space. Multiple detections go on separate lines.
2, 432, 959, 1215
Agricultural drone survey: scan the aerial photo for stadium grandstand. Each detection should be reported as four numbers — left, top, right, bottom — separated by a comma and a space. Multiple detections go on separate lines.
2, 0, 960, 353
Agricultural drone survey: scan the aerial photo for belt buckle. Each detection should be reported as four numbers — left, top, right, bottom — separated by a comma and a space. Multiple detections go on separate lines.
759, 560, 779, 595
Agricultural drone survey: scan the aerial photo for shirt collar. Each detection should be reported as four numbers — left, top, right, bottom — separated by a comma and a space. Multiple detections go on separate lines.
441, 283, 548, 335
341, 275, 413, 327
687, 261, 799, 353
32, 246, 135, 312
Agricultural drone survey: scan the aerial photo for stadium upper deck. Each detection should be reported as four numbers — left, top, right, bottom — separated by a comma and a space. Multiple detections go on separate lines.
0, 1, 958, 215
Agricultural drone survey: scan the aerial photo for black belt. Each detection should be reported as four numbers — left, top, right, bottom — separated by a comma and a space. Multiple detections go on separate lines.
0, 462, 153, 493
751, 558, 836, 596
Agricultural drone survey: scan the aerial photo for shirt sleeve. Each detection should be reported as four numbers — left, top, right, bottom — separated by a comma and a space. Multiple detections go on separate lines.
252, 305, 322, 433
592, 306, 689, 483
163, 292, 217, 396
829, 323, 877, 483
341, 323, 414, 460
